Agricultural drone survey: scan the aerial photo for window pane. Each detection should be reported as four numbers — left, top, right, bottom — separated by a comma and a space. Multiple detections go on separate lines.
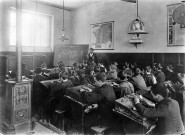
10, 9, 52, 47
10, 27, 16, 45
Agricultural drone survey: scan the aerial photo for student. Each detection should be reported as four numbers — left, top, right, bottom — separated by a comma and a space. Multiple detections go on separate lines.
144, 66, 157, 87
155, 64, 165, 83
123, 62, 132, 77
134, 83, 185, 135
22, 63, 33, 78
131, 68, 149, 91
117, 70, 134, 97
81, 72, 116, 126
107, 63, 118, 80
69, 70, 81, 86
50, 63, 66, 79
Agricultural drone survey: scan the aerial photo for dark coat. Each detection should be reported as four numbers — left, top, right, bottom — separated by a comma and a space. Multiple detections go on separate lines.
82, 84, 116, 126
135, 98, 185, 135
87, 53, 98, 63
156, 70, 165, 83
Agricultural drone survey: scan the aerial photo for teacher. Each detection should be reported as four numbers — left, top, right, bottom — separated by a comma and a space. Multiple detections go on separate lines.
87, 48, 98, 64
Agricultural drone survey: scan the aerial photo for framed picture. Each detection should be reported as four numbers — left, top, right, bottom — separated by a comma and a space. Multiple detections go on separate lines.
90, 21, 114, 50
167, 3, 185, 46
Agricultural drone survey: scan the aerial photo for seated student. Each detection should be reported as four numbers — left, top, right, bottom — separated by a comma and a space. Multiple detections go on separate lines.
41, 63, 51, 77
172, 65, 185, 85
106, 63, 118, 80
58, 71, 74, 93
123, 62, 133, 77
144, 66, 157, 87
131, 68, 149, 91
77, 69, 86, 85
6, 70, 16, 79
69, 70, 81, 86
72, 62, 79, 72
117, 71, 134, 97
97, 62, 107, 73
82, 67, 96, 85
155, 64, 165, 83
50, 63, 66, 79
32, 67, 48, 121
134, 83, 185, 135
164, 64, 174, 81
22, 63, 33, 78
81, 72, 116, 125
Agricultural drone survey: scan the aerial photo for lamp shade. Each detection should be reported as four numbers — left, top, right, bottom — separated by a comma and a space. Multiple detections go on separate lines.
128, 18, 148, 34
129, 35, 143, 44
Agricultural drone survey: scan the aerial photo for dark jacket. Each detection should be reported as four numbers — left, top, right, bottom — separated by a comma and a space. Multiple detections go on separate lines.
82, 84, 116, 103
82, 84, 116, 126
87, 53, 98, 63
135, 98, 185, 135
156, 70, 165, 83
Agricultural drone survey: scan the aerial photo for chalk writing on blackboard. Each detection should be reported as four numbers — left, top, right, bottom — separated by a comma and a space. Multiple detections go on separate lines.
54, 44, 89, 66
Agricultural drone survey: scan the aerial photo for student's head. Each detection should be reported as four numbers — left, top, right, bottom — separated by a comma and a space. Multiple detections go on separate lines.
58, 63, 65, 71
22, 63, 27, 69
133, 68, 141, 75
34, 67, 42, 75
146, 66, 151, 73
96, 72, 106, 82
59, 71, 68, 80
118, 71, 127, 80
157, 63, 163, 71
41, 63, 47, 69
89, 48, 94, 53
151, 83, 169, 102
94, 66, 100, 73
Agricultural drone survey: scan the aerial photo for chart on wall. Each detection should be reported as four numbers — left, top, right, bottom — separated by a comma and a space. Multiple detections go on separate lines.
167, 3, 185, 46
54, 44, 89, 66
90, 21, 114, 50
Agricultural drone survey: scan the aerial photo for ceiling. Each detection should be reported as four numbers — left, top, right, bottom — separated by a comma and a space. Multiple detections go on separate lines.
36, 0, 105, 10
35, 0, 136, 10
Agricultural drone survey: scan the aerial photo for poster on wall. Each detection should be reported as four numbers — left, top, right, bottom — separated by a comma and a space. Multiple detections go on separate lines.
167, 3, 185, 46
90, 21, 114, 50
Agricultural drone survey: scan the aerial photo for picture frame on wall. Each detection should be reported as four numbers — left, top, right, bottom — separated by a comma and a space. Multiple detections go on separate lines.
90, 21, 114, 50
167, 3, 185, 46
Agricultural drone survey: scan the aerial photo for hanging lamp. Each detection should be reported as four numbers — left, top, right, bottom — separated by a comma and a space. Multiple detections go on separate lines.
128, 0, 148, 48
59, 0, 69, 42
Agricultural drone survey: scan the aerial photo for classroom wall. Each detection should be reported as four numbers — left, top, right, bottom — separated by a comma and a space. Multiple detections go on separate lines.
0, 0, 71, 52
71, 0, 185, 53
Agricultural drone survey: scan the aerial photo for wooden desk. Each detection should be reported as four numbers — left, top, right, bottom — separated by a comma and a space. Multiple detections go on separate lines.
65, 84, 98, 133
40, 79, 59, 88
114, 95, 157, 134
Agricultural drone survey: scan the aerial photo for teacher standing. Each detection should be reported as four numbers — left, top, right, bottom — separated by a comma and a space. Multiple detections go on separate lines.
87, 48, 98, 64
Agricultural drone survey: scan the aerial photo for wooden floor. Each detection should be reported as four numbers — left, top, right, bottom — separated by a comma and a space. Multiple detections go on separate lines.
15, 122, 59, 135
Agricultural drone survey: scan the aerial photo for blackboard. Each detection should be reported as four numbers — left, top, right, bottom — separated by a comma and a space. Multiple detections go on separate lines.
54, 44, 89, 66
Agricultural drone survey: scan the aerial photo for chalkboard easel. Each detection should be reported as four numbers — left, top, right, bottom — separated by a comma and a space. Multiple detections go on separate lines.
54, 44, 89, 66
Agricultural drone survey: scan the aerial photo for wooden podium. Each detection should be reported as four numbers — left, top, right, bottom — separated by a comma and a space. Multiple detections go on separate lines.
3, 79, 32, 133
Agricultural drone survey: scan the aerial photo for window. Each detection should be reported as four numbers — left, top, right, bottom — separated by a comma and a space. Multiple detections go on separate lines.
10, 8, 53, 47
